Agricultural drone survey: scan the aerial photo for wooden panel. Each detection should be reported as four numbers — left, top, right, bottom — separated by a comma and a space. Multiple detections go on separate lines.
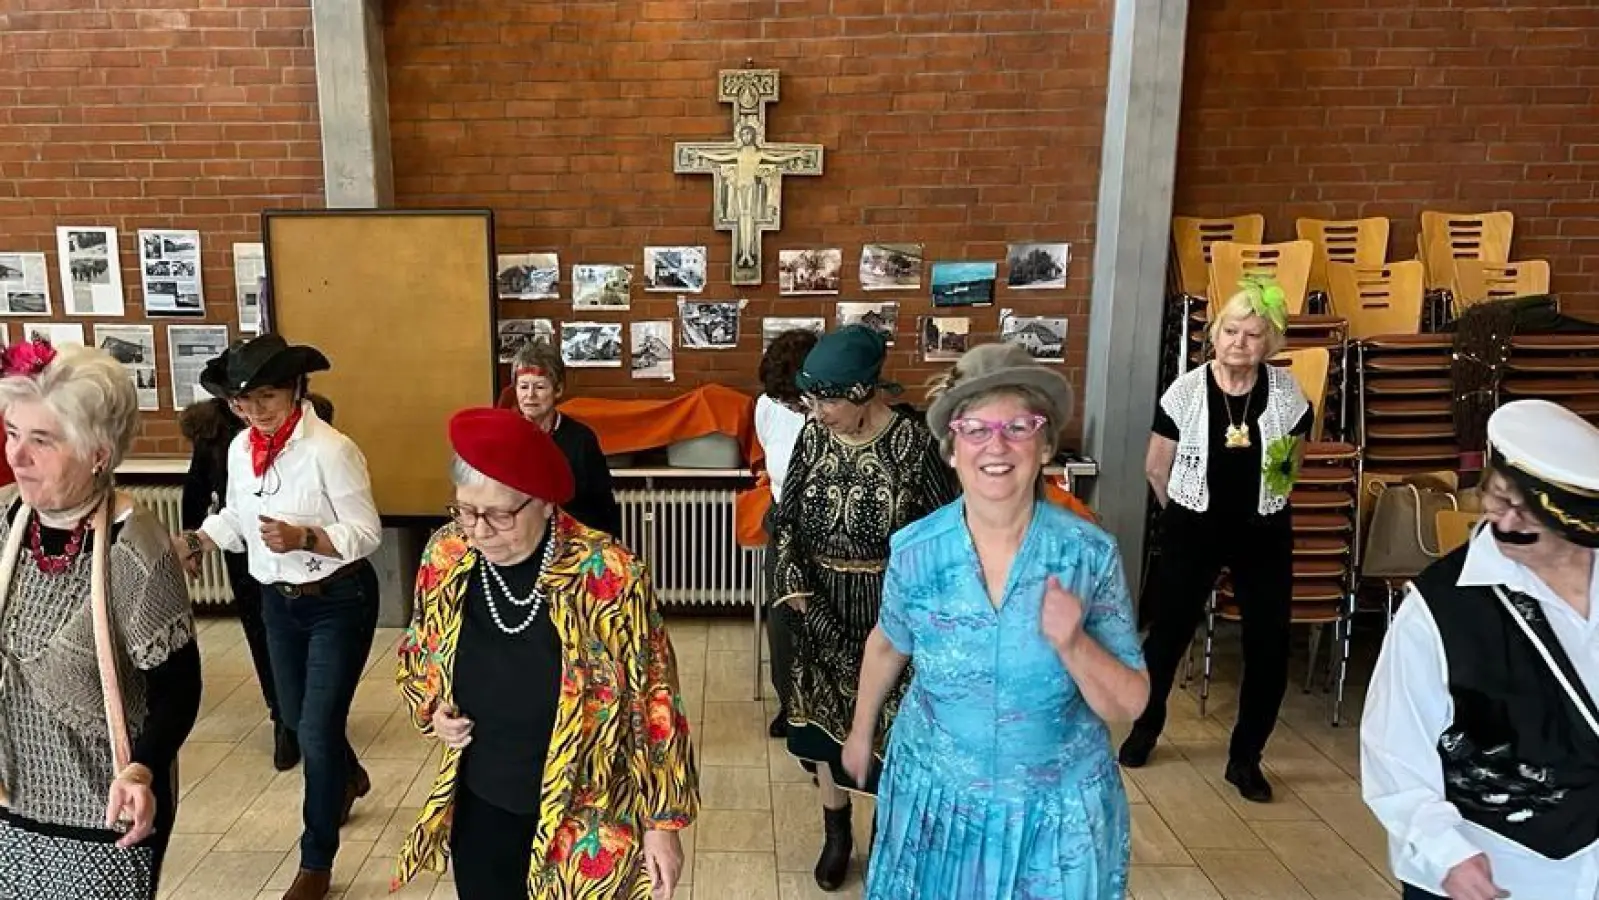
1418, 210, 1514, 292
1172, 214, 1265, 296
1327, 260, 1424, 340
1296, 217, 1390, 293
1208, 240, 1315, 315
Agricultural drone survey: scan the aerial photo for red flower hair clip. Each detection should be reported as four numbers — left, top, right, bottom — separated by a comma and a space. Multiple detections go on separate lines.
2, 336, 58, 378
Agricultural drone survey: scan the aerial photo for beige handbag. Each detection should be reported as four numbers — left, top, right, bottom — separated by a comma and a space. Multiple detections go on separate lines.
1362, 477, 1459, 579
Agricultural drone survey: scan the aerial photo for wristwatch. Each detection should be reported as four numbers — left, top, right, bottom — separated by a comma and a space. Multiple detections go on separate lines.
182, 531, 203, 559
300, 528, 317, 553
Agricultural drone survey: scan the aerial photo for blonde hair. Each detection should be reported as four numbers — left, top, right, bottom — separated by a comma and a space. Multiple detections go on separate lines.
1209, 289, 1287, 357
0, 345, 139, 473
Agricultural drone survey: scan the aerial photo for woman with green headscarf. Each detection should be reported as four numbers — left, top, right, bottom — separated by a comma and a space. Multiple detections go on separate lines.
1118, 275, 1312, 805
771, 324, 957, 891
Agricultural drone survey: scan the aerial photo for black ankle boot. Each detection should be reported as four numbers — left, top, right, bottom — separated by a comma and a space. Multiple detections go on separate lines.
814, 803, 853, 891
273, 724, 300, 772
768, 710, 788, 739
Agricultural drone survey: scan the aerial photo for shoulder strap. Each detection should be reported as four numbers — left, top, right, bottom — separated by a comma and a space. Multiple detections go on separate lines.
89, 494, 132, 776
1492, 585, 1599, 742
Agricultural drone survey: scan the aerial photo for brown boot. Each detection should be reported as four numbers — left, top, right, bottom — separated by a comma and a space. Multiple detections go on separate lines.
282, 868, 331, 900
340, 764, 372, 825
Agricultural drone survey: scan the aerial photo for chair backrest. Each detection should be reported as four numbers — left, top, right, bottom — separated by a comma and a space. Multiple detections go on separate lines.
1208, 240, 1315, 315
1171, 215, 1265, 297
1327, 260, 1426, 340
1418, 210, 1514, 292
1453, 258, 1552, 310
1435, 509, 1479, 556
1296, 217, 1390, 293
1273, 347, 1330, 441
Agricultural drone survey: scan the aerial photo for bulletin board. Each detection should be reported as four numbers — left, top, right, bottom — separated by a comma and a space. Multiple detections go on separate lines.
262, 209, 497, 518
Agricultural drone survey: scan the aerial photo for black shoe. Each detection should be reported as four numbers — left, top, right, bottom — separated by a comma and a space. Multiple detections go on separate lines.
273, 724, 300, 772
814, 803, 853, 892
768, 711, 788, 739
1224, 759, 1273, 803
1118, 726, 1159, 768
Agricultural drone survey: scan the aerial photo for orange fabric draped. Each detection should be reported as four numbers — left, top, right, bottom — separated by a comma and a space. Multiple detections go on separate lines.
498, 384, 763, 466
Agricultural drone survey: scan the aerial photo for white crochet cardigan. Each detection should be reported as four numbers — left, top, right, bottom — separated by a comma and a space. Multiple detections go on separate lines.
1160, 363, 1309, 516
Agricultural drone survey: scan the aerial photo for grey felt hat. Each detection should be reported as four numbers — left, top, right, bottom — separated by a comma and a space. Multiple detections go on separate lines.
926, 342, 1074, 438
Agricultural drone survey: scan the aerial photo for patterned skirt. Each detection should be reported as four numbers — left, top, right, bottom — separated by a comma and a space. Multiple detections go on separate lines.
0, 810, 158, 900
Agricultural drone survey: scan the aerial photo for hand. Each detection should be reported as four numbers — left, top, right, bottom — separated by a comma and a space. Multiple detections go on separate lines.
170, 534, 203, 576
642, 829, 683, 900
105, 766, 158, 849
1040, 575, 1085, 652
258, 516, 305, 555
1442, 854, 1510, 900
841, 729, 873, 789
431, 702, 474, 750
782, 594, 809, 614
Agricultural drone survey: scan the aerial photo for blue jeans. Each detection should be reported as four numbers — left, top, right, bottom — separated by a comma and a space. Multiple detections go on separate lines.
261, 561, 379, 871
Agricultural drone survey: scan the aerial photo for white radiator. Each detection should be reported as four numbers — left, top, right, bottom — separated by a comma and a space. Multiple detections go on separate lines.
616, 488, 759, 608
122, 485, 234, 606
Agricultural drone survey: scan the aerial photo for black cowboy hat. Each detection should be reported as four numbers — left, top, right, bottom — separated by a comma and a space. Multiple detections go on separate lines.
199, 333, 330, 400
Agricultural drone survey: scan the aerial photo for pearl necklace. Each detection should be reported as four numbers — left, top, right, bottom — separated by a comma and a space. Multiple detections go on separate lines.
477, 537, 557, 635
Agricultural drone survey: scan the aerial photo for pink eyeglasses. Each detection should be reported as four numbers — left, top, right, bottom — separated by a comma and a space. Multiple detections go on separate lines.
948, 414, 1048, 445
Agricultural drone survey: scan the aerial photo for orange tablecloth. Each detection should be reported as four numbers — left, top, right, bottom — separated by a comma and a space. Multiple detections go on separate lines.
498, 384, 763, 465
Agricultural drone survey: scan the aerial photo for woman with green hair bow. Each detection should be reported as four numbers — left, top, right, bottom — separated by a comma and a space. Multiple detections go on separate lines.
1118, 274, 1313, 806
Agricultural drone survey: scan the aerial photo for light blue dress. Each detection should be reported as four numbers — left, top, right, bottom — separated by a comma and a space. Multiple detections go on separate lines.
866, 499, 1146, 900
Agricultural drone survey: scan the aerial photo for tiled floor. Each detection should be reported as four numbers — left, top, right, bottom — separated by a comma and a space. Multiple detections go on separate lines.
159, 615, 1396, 899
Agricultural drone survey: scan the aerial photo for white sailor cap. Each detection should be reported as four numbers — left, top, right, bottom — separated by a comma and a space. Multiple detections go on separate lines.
1488, 399, 1599, 547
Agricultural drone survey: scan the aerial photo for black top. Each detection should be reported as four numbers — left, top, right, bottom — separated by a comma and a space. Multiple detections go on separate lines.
551, 414, 622, 537
1154, 364, 1312, 520
180, 414, 241, 531
454, 534, 561, 815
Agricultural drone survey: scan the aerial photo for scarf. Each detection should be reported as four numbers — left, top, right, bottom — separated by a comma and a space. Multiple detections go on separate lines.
249, 403, 304, 477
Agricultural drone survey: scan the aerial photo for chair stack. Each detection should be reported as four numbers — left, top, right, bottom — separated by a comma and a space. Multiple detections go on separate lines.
1356, 334, 1458, 476
1284, 316, 1350, 441
1502, 334, 1599, 425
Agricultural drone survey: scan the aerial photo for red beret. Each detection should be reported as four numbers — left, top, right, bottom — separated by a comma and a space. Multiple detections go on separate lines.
448, 407, 575, 506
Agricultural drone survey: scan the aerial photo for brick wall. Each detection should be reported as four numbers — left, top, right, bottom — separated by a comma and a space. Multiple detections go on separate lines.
0, 0, 323, 456
385, 0, 1109, 440
1174, 0, 1599, 319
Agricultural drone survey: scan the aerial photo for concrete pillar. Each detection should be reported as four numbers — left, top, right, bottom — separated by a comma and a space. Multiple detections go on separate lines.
311, 0, 394, 209
1082, 0, 1188, 590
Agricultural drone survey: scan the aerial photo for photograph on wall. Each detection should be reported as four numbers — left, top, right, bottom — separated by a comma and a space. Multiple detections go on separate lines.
0, 252, 51, 315
94, 324, 160, 411
679, 300, 741, 350
836, 300, 899, 345
1006, 243, 1070, 290
930, 261, 997, 307
0, 324, 10, 346
139, 229, 205, 317
497, 252, 560, 300
1000, 309, 1067, 363
643, 246, 707, 294
762, 316, 825, 350
57, 226, 125, 317
630, 320, 675, 380
167, 324, 231, 410
233, 242, 265, 335
23, 322, 86, 350
561, 322, 623, 368
497, 318, 555, 364
921, 316, 971, 362
778, 248, 842, 296
572, 264, 633, 311
859, 243, 924, 291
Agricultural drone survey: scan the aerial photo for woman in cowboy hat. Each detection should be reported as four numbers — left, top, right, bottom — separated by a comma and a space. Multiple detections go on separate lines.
173, 334, 382, 900
771, 324, 957, 891
842, 342, 1148, 899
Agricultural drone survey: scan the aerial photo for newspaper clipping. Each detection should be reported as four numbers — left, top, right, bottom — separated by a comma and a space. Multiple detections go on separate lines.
0, 252, 51, 315
233, 243, 265, 335
94, 324, 160, 411
167, 324, 230, 409
140, 229, 206, 317
23, 322, 86, 350
57, 226, 126, 317
630, 320, 675, 380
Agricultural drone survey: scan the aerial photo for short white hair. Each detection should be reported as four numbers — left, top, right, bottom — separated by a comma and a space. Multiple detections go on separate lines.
448, 453, 530, 501
0, 345, 139, 470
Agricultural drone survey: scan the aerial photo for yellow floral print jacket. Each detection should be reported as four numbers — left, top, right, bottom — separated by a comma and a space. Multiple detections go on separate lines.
392, 514, 698, 897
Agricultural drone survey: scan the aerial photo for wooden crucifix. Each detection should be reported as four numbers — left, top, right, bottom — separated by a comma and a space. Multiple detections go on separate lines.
675, 69, 823, 286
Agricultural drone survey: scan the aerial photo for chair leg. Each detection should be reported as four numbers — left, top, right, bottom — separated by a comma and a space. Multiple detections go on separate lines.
1180, 636, 1194, 689
1384, 582, 1396, 628
1332, 607, 1353, 727
1199, 592, 1216, 719
1303, 624, 1322, 694
752, 549, 765, 702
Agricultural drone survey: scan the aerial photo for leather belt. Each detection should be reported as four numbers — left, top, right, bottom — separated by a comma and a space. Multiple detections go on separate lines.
814, 556, 886, 574
270, 563, 361, 599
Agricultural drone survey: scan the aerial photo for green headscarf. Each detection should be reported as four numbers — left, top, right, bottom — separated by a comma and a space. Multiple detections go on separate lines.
1237, 273, 1289, 333
793, 324, 898, 400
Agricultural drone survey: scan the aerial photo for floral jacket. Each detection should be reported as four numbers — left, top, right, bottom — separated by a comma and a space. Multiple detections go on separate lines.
391, 514, 698, 897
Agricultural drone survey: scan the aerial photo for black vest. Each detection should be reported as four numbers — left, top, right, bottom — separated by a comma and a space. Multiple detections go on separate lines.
1414, 548, 1599, 860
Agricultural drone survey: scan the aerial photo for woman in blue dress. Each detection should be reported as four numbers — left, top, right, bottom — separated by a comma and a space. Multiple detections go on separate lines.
842, 343, 1151, 899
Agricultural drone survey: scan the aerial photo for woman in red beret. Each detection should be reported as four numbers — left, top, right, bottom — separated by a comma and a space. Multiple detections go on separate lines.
392, 408, 698, 900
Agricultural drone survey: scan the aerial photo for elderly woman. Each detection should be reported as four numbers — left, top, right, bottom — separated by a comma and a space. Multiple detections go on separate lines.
509, 341, 621, 537
843, 343, 1148, 899
393, 407, 697, 899
173, 334, 381, 900
773, 324, 958, 891
0, 340, 200, 899
1118, 276, 1311, 803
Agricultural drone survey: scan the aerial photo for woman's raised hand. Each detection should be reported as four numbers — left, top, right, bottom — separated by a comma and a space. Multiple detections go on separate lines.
430, 702, 474, 750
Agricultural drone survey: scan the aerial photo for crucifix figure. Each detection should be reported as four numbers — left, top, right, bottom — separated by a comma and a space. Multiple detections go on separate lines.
675, 69, 823, 286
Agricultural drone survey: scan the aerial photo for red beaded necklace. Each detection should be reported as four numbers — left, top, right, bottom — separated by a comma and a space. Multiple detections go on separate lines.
28, 513, 89, 575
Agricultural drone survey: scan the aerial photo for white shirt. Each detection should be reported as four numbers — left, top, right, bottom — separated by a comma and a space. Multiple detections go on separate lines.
199, 401, 382, 585
754, 394, 806, 504
1361, 525, 1599, 898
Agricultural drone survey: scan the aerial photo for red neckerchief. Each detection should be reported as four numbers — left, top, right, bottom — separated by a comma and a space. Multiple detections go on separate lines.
249, 403, 305, 477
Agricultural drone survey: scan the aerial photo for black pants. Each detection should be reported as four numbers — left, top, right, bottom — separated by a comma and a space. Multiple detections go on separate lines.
1401, 885, 1445, 899
225, 551, 280, 725
450, 787, 539, 899
763, 508, 794, 709
1133, 505, 1293, 764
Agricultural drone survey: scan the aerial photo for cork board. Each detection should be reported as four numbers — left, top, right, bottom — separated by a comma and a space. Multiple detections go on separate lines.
262, 210, 497, 518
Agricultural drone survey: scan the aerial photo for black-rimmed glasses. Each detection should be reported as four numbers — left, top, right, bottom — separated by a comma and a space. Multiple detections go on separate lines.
446, 497, 533, 531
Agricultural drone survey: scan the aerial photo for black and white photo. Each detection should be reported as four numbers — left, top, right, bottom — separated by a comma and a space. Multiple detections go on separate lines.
94, 324, 160, 410
930, 261, 997, 307
644, 246, 707, 293
778, 248, 842, 295
836, 300, 899, 345
859, 242, 924, 291
572, 264, 633, 310
57, 226, 125, 316
139, 228, 205, 317
0, 252, 52, 316
561, 321, 624, 368
497, 252, 560, 300
26, 322, 86, 350
921, 315, 971, 362
233, 242, 265, 335
630, 320, 675, 380
679, 300, 741, 350
167, 324, 231, 409
497, 318, 555, 363
1000, 308, 1068, 363
762, 316, 825, 350
1006, 243, 1070, 290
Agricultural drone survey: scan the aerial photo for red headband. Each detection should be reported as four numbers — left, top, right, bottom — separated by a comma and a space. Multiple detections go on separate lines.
515, 365, 550, 379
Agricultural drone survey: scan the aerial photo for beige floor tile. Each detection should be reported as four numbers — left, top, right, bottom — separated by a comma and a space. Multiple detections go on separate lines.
1172, 738, 1320, 822
706, 619, 754, 654
348, 710, 396, 756
701, 765, 774, 810
695, 808, 777, 853
1295, 791, 1396, 887
174, 749, 279, 835
704, 650, 761, 703
1122, 768, 1145, 804
363, 707, 436, 761
699, 701, 770, 768
369, 806, 422, 858
1130, 803, 1193, 866
692, 851, 779, 900
768, 740, 812, 784
345, 852, 438, 899
427, 880, 459, 900
1126, 758, 1262, 851
1128, 864, 1224, 900
402, 747, 445, 807
1250, 821, 1394, 900
777, 870, 864, 899
1191, 848, 1314, 900
166, 850, 285, 900
216, 770, 307, 853
264, 839, 374, 893
191, 678, 272, 743
156, 832, 222, 898
177, 741, 237, 799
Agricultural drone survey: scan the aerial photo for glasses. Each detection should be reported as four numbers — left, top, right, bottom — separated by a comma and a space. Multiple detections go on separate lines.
948, 414, 1049, 445
446, 498, 532, 531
